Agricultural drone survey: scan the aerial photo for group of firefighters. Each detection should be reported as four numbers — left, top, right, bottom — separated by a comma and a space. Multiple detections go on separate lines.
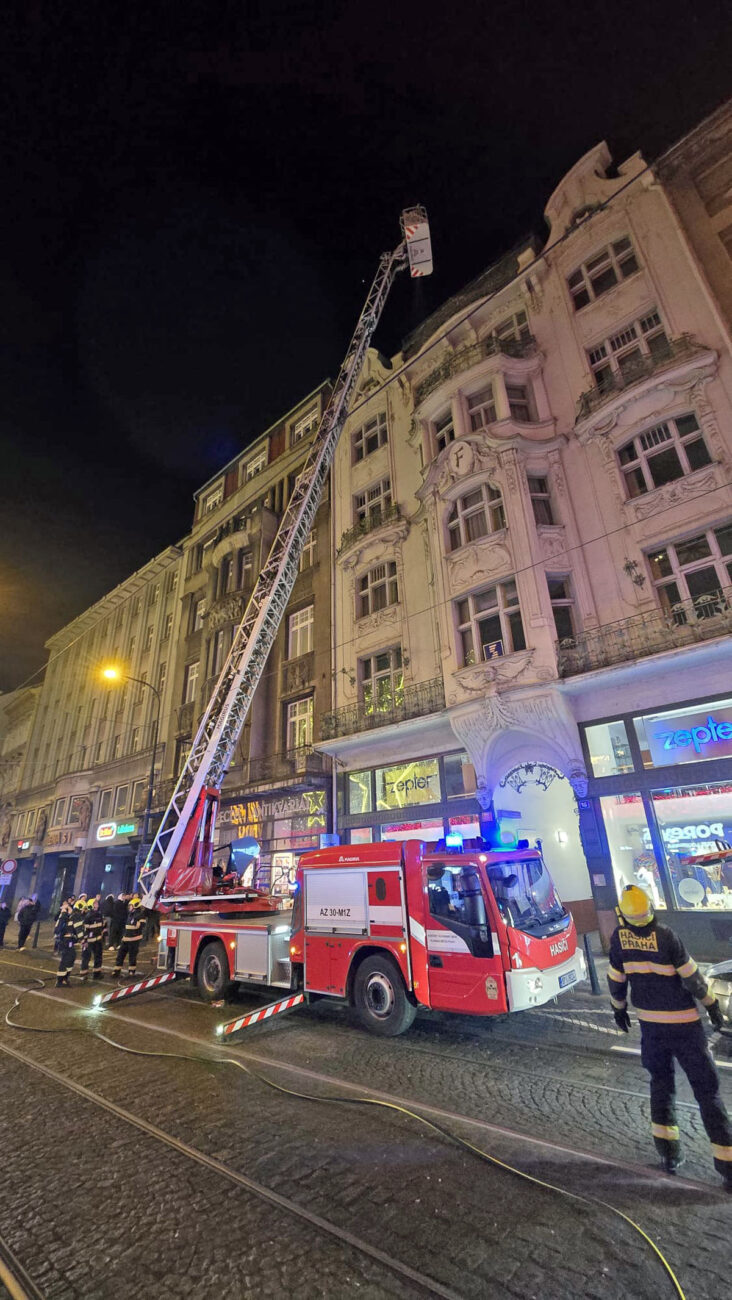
53, 894, 146, 987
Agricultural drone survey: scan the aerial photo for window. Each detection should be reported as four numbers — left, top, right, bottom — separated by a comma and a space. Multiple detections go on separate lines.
299, 530, 317, 571
131, 596, 141, 618
444, 751, 473, 799
245, 447, 267, 481
211, 627, 227, 677
158, 661, 167, 695
127, 634, 136, 661
131, 779, 146, 813
348, 771, 373, 814
493, 309, 531, 344
358, 562, 399, 617
133, 672, 147, 705
99, 789, 113, 820
567, 236, 639, 309
434, 410, 455, 454
291, 408, 318, 444
131, 727, 140, 752
162, 611, 173, 641
287, 605, 314, 658
648, 523, 732, 615
427, 861, 492, 956
547, 576, 575, 642
360, 648, 404, 714
617, 413, 711, 498
94, 743, 104, 765
584, 721, 634, 777
201, 482, 223, 515
150, 583, 160, 606
286, 696, 313, 751
467, 386, 497, 431
506, 383, 532, 422
354, 478, 392, 526
191, 599, 205, 633
588, 311, 669, 391
352, 411, 388, 462
166, 570, 178, 595
651, 782, 732, 912
528, 476, 554, 525
634, 698, 732, 769
219, 555, 233, 595
456, 580, 525, 665
143, 624, 154, 653
111, 735, 121, 759
114, 785, 129, 816
183, 661, 199, 704
448, 484, 506, 551
237, 548, 253, 588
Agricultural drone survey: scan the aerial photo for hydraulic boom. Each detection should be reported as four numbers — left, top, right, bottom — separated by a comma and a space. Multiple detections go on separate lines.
140, 208, 432, 907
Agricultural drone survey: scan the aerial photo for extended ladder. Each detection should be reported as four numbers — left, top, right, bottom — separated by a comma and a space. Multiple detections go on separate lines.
140, 209, 432, 907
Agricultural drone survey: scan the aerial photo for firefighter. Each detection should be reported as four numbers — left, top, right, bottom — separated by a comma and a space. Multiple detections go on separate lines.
80, 898, 106, 981
54, 899, 76, 987
608, 884, 732, 1188
112, 895, 145, 979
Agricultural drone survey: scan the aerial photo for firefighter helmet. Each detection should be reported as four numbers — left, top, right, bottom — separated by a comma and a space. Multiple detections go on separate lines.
129, 895, 142, 909
618, 884, 654, 928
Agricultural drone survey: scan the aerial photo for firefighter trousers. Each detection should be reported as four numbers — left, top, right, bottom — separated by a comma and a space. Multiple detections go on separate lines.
641, 1021, 732, 1177
113, 940, 141, 975
58, 940, 76, 976
80, 940, 104, 976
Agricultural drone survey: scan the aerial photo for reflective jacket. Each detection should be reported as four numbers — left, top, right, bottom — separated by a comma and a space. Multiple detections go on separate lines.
85, 908, 105, 944
54, 911, 75, 947
607, 920, 715, 1027
122, 909, 145, 944
71, 907, 87, 944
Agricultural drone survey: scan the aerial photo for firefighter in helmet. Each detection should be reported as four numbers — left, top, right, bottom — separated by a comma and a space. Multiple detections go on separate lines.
608, 883, 732, 1188
112, 895, 145, 980
80, 897, 106, 982
54, 899, 76, 987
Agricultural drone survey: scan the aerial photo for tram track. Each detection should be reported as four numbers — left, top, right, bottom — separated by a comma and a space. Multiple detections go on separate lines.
0, 1228, 46, 1300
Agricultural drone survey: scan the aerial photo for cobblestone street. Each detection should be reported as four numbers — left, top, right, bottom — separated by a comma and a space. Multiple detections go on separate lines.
1, 941, 731, 1300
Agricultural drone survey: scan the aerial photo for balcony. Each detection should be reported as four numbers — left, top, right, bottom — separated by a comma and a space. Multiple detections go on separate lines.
557, 587, 732, 677
321, 676, 446, 740
414, 334, 537, 406
575, 335, 707, 422
240, 746, 330, 791
207, 586, 252, 630
337, 503, 403, 557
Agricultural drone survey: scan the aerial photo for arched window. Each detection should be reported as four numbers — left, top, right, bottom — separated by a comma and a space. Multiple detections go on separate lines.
448, 484, 505, 551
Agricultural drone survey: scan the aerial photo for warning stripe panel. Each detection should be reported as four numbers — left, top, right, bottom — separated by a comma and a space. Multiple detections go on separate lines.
220, 992, 305, 1037
97, 971, 178, 1005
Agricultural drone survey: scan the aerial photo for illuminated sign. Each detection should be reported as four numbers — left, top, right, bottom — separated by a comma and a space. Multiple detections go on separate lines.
375, 758, 440, 811
96, 822, 116, 841
16, 841, 30, 851
641, 702, 732, 767
116, 823, 136, 836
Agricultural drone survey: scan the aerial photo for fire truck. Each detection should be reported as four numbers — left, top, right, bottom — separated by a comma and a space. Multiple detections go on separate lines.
97, 208, 584, 1036
156, 840, 585, 1036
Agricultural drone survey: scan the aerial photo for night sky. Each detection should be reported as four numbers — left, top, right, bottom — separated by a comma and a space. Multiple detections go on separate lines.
1, 1, 731, 691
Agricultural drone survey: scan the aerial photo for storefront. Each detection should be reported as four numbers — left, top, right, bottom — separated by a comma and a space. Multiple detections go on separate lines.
216, 787, 329, 890
82, 818, 140, 899
340, 750, 482, 845
579, 691, 732, 957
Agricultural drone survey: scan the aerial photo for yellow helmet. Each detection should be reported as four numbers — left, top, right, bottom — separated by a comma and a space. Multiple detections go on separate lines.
129, 895, 142, 909
618, 884, 654, 928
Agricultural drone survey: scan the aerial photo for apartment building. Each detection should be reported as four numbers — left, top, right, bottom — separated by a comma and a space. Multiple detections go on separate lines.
0, 686, 40, 904
321, 111, 732, 955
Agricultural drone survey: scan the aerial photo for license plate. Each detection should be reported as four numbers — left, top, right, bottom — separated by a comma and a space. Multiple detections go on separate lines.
559, 970, 577, 989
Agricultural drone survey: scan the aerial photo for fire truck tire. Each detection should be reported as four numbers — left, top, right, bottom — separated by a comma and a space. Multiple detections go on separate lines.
196, 940, 231, 1002
352, 954, 416, 1036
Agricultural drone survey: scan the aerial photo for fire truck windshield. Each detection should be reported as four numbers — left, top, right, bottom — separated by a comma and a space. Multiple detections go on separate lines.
486, 857, 566, 936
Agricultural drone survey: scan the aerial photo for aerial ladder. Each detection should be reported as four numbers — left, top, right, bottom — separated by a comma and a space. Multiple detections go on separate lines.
139, 208, 433, 910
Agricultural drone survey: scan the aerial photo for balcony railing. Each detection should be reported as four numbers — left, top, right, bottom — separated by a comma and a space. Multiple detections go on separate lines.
575, 335, 704, 421
241, 746, 330, 788
414, 334, 537, 406
557, 587, 732, 677
321, 676, 446, 740
337, 503, 402, 556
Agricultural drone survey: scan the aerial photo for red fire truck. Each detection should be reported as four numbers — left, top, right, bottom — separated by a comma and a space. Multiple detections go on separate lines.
156, 840, 585, 1035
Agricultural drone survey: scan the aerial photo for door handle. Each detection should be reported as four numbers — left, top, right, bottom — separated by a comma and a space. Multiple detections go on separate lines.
429, 954, 443, 968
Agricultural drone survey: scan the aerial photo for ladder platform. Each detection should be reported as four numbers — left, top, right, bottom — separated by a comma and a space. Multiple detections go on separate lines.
92, 971, 185, 1007
216, 992, 305, 1039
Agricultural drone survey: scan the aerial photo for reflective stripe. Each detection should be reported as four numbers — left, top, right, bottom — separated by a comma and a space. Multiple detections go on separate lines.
623, 962, 677, 976
676, 958, 697, 978
637, 1007, 700, 1024
711, 1144, 732, 1162
702, 993, 716, 1007
652, 1123, 680, 1140
608, 965, 626, 982
409, 917, 426, 947
610, 996, 627, 1010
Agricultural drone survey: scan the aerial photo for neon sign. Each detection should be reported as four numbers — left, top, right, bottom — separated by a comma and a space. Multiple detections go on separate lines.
96, 822, 116, 841
653, 715, 732, 755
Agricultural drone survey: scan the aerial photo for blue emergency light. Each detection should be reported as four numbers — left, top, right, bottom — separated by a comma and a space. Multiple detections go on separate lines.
445, 831, 464, 850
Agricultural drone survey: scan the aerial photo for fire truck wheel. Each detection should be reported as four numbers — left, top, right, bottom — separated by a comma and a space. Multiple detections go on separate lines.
196, 940, 230, 1002
353, 954, 416, 1036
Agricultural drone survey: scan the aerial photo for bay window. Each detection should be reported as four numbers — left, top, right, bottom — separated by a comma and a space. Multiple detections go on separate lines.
448, 484, 505, 551
456, 580, 526, 665
618, 413, 711, 498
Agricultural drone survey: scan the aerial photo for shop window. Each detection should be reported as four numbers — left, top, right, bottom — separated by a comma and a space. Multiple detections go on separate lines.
651, 783, 732, 910
467, 385, 497, 432
647, 524, 732, 617
634, 697, 732, 769
347, 771, 373, 814
375, 758, 441, 811
444, 752, 473, 799
587, 310, 668, 391
358, 563, 398, 618
433, 410, 455, 455
568, 236, 639, 310
382, 818, 444, 842
349, 827, 374, 844
618, 414, 711, 498
352, 411, 388, 463
448, 484, 505, 551
360, 648, 403, 715
448, 814, 481, 839
528, 476, 554, 526
584, 720, 634, 777
599, 792, 666, 910
456, 580, 525, 666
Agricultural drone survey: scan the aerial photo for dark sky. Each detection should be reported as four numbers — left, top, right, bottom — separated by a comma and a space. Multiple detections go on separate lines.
1, 0, 731, 692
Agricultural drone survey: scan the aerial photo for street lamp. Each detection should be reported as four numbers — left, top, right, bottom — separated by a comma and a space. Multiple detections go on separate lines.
101, 666, 161, 874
